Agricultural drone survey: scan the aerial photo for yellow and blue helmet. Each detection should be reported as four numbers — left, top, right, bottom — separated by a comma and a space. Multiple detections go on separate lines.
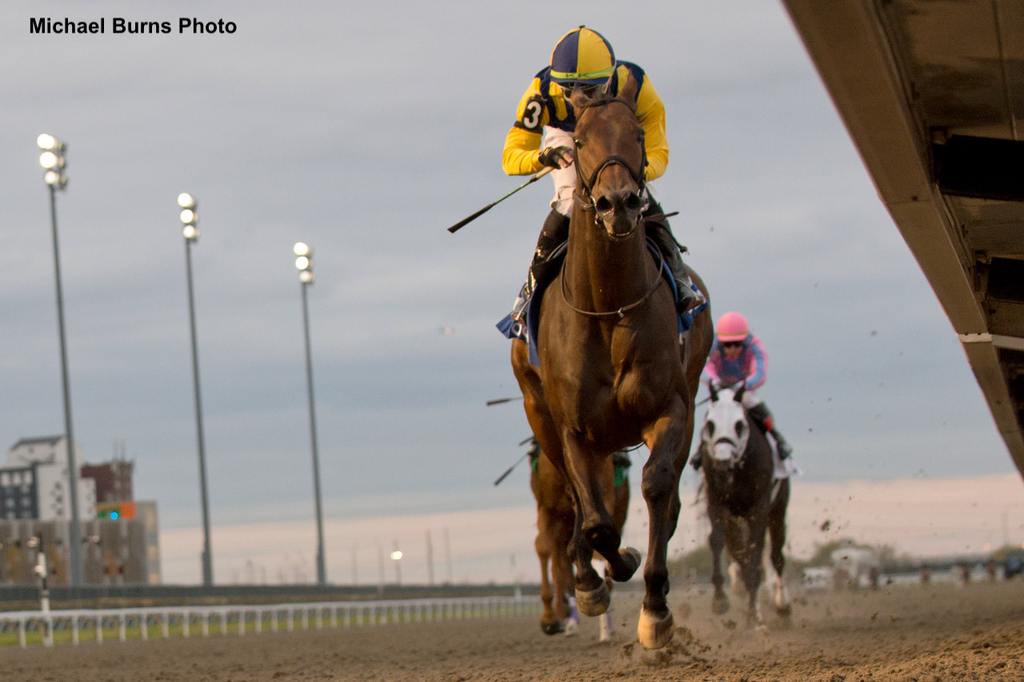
549, 26, 616, 85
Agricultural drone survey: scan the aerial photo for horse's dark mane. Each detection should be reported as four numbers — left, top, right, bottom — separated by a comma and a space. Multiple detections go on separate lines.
574, 89, 636, 117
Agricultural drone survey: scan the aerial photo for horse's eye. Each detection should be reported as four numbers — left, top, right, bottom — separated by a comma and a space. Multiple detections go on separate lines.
573, 137, 584, 148
735, 421, 746, 436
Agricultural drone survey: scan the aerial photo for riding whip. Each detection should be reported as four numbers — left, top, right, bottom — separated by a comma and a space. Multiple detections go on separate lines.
447, 167, 554, 233
493, 452, 530, 486
492, 436, 537, 486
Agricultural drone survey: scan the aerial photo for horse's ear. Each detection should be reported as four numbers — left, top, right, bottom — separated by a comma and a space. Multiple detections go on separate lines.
616, 70, 638, 105
734, 383, 746, 403
567, 87, 591, 111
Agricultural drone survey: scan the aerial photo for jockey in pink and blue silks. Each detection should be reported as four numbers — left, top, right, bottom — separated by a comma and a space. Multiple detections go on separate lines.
693, 311, 793, 470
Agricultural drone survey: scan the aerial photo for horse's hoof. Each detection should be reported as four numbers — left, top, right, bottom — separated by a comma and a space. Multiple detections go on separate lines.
747, 611, 766, 632
618, 547, 641, 579
575, 583, 610, 617
540, 620, 564, 636
711, 594, 730, 615
637, 607, 674, 650
775, 603, 793, 619
564, 618, 579, 637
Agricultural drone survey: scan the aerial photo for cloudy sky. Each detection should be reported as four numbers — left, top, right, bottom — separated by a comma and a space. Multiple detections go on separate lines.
2, 1, 1020, 583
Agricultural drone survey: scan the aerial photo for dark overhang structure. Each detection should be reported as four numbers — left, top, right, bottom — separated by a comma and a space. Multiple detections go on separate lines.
785, 0, 1024, 477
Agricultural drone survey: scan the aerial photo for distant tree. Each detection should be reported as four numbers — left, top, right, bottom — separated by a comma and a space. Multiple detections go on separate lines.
806, 538, 863, 566
990, 544, 1024, 561
669, 536, 913, 579
801, 538, 912, 570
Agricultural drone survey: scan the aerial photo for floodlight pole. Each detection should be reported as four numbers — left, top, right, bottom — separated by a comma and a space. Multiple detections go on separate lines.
300, 278, 326, 585
184, 237, 214, 587
47, 183, 83, 587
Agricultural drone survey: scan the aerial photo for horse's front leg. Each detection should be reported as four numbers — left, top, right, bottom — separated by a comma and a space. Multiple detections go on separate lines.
551, 513, 577, 635
742, 524, 768, 630
561, 433, 640, 617
535, 507, 567, 635
769, 479, 792, 620
637, 396, 688, 650
708, 504, 730, 615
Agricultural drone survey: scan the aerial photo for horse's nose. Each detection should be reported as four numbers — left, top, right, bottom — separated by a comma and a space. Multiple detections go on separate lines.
594, 189, 643, 216
594, 189, 643, 238
710, 442, 735, 463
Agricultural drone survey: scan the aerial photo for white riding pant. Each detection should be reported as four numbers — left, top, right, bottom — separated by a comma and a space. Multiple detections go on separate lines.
739, 389, 763, 410
543, 126, 656, 216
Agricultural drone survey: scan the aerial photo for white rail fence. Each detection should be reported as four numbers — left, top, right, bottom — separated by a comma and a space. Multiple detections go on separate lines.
1, 595, 537, 649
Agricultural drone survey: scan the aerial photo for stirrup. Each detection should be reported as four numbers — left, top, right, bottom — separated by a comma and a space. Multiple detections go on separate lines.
675, 276, 704, 313
510, 281, 530, 322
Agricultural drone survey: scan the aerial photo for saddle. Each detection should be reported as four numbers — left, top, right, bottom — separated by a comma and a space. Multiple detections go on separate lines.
497, 237, 704, 366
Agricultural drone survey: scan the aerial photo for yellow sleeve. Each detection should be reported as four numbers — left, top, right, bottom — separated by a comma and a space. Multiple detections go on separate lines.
635, 77, 669, 181
501, 78, 548, 175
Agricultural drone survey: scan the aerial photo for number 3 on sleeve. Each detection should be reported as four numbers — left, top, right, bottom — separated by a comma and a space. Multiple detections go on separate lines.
520, 97, 544, 131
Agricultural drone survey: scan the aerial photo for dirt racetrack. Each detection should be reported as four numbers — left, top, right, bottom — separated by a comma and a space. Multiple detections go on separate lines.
6, 580, 1023, 681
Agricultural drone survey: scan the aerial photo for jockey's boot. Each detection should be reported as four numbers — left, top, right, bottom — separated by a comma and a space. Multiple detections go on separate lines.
511, 210, 570, 321
644, 203, 701, 313
748, 403, 793, 459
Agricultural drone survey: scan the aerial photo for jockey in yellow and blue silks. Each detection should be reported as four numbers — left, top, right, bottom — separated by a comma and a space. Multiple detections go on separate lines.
503, 26, 697, 319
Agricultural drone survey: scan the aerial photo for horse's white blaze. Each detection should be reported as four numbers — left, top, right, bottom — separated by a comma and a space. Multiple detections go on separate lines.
700, 388, 751, 467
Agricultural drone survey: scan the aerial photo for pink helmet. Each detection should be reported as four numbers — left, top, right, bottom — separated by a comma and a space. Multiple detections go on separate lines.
716, 311, 750, 342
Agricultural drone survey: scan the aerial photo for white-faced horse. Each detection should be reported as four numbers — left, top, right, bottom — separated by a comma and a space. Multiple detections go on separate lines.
698, 384, 792, 628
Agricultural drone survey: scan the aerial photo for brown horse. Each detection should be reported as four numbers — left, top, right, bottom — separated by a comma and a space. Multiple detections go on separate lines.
532, 442, 629, 639
511, 75, 713, 650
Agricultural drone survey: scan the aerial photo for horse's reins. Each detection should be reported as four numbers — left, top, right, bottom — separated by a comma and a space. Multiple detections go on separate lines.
560, 246, 665, 319
560, 96, 663, 319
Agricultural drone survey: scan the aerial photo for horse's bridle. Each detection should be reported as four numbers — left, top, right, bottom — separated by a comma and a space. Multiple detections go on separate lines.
571, 97, 648, 223
560, 96, 663, 319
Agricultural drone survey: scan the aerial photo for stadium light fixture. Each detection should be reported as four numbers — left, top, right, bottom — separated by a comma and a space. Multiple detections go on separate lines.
179, 192, 213, 586
37, 133, 82, 585
294, 241, 326, 585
